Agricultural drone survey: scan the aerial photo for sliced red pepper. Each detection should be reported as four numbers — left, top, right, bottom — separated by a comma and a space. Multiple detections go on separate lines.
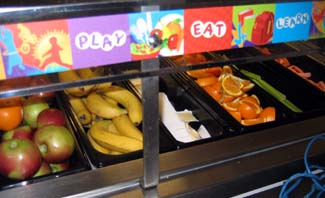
288, 65, 304, 74
275, 57, 290, 67
317, 81, 325, 92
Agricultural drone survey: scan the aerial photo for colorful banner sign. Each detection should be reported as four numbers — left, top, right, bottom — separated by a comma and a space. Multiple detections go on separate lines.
0, 1, 323, 80
232, 4, 276, 48
184, 7, 233, 54
309, 1, 325, 38
273, 2, 312, 43
69, 14, 131, 69
129, 9, 184, 60
0, 20, 71, 79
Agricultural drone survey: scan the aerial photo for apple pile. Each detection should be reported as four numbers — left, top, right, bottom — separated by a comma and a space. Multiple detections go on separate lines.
0, 97, 76, 181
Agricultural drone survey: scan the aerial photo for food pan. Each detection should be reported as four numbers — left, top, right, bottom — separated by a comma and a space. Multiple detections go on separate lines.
263, 56, 325, 94
0, 95, 89, 190
233, 62, 325, 118
60, 83, 175, 168
163, 54, 293, 134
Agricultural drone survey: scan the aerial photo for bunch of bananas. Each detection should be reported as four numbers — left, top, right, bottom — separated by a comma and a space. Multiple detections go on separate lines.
58, 68, 143, 155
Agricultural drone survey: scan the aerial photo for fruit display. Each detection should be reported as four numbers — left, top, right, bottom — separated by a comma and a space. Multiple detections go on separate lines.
0, 97, 84, 186
170, 54, 277, 126
59, 68, 144, 156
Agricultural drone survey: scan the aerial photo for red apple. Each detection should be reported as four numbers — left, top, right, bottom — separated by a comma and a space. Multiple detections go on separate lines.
29, 75, 55, 103
33, 125, 75, 163
37, 108, 66, 128
33, 161, 51, 178
49, 161, 70, 173
2, 125, 33, 141
0, 139, 42, 180
23, 97, 50, 128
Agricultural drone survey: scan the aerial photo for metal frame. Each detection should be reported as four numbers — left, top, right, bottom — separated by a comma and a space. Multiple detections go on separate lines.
0, 1, 324, 197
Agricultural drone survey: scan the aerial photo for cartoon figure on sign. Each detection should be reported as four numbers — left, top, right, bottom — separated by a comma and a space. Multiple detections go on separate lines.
32, 30, 72, 71
17, 23, 37, 54
0, 26, 25, 75
39, 37, 71, 69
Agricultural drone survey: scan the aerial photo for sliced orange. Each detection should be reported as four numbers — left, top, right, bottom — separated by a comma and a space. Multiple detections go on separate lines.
228, 111, 241, 122
238, 102, 258, 119
186, 70, 213, 79
222, 100, 240, 112
241, 117, 265, 126
259, 107, 276, 122
205, 67, 222, 77
195, 76, 218, 87
222, 94, 235, 103
221, 74, 244, 96
203, 85, 222, 102
241, 82, 255, 92
222, 65, 233, 74
240, 95, 260, 106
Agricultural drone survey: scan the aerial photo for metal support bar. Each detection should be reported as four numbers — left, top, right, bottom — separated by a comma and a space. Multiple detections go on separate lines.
141, 57, 160, 192
139, 5, 160, 194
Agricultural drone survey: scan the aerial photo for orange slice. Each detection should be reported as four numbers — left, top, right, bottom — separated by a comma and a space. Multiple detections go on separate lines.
228, 111, 241, 122
241, 82, 255, 92
203, 85, 222, 102
222, 100, 240, 112
186, 70, 213, 79
195, 76, 218, 87
240, 95, 260, 106
222, 94, 235, 103
222, 65, 233, 75
241, 117, 265, 126
221, 74, 244, 96
238, 102, 258, 119
259, 106, 276, 122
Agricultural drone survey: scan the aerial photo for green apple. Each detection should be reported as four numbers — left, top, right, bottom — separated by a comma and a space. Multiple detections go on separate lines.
23, 97, 49, 128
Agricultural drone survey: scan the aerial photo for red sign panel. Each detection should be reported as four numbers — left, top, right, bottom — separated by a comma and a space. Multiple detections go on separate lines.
184, 7, 233, 54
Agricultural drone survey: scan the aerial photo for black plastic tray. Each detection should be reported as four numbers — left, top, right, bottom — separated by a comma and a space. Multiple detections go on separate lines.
163, 55, 294, 134
0, 95, 90, 190
159, 75, 225, 148
234, 62, 325, 117
60, 84, 176, 168
263, 56, 325, 93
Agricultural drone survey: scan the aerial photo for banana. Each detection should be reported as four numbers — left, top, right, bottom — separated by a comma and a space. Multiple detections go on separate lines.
76, 68, 98, 79
112, 114, 143, 142
110, 150, 123, 155
107, 122, 120, 134
95, 82, 112, 92
102, 95, 118, 106
69, 97, 92, 125
58, 70, 95, 97
89, 120, 143, 153
86, 92, 127, 119
102, 86, 142, 125
87, 132, 111, 154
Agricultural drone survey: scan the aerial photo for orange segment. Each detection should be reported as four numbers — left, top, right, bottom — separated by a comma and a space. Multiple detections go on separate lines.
222, 100, 240, 112
228, 111, 241, 122
203, 85, 222, 102
221, 74, 244, 96
238, 102, 258, 119
259, 107, 276, 122
239, 95, 260, 106
222, 65, 233, 74
195, 76, 218, 87
186, 70, 213, 79
205, 67, 222, 77
241, 117, 265, 126
241, 82, 255, 92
